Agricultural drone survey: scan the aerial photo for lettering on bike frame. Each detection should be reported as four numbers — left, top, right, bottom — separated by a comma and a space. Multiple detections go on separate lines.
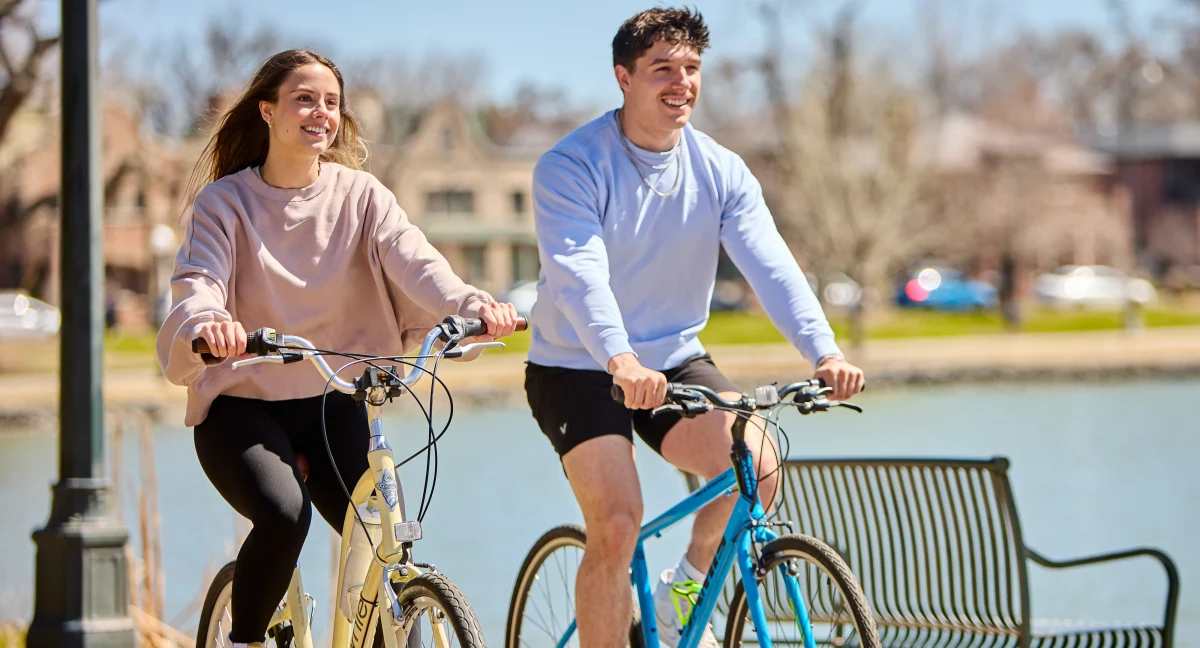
353, 589, 377, 647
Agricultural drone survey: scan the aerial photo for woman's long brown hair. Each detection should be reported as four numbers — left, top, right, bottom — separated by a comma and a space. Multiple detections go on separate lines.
182, 49, 367, 212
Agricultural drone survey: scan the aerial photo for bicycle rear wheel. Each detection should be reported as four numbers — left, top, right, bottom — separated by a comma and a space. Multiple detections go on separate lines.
506, 524, 644, 648
724, 535, 879, 648
196, 561, 295, 648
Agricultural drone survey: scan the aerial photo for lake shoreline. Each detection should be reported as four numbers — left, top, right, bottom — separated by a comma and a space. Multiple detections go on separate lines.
3, 326, 1199, 434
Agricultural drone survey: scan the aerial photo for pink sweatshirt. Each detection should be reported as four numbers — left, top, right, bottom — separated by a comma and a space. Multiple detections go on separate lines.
156, 162, 493, 426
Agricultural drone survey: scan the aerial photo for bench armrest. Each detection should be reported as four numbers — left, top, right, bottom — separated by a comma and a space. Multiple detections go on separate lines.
1026, 546, 1179, 644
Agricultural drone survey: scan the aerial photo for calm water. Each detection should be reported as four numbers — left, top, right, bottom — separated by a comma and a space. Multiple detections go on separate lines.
0, 380, 1196, 645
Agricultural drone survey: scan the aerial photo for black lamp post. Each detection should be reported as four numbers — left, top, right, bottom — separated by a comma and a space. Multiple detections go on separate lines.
25, 1, 136, 646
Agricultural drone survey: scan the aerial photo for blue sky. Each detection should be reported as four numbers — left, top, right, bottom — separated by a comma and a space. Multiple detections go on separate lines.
83, 0, 1181, 107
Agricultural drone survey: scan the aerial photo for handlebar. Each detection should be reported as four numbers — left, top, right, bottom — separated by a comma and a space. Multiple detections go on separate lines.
190, 315, 528, 397
610, 378, 863, 418
191, 316, 527, 357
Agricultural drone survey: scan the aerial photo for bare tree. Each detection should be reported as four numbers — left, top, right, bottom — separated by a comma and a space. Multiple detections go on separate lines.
124, 14, 281, 138
758, 0, 935, 348
0, 0, 58, 146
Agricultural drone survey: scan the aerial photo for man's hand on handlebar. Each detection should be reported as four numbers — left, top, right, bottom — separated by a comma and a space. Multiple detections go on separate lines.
473, 301, 521, 342
608, 352, 668, 410
194, 321, 248, 362
813, 355, 865, 401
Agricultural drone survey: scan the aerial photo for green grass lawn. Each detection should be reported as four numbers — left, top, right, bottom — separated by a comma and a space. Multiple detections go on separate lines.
698, 304, 1200, 345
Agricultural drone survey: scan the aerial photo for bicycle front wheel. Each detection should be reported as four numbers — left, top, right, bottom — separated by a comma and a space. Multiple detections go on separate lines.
196, 561, 296, 648
725, 535, 879, 648
506, 524, 643, 648
394, 572, 485, 648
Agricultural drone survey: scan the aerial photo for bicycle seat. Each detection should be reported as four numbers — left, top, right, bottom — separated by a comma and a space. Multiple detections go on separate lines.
296, 452, 310, 482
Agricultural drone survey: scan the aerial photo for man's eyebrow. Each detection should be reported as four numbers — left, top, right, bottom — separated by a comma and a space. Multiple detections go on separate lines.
650, 56, 701, 65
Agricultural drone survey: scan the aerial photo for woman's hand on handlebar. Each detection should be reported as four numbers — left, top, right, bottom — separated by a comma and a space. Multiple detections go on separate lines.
194, 320, 247, 359
474, 301, 521, 342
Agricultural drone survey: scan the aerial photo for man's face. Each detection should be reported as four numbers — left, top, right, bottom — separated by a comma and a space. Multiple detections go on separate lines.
616, 39, 702, 133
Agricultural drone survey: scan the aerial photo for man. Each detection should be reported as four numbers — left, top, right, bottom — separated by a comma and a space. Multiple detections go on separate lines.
524, 8, 865, 648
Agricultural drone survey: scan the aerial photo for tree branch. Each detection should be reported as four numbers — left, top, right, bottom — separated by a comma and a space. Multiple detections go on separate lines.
0, 0, 24, 23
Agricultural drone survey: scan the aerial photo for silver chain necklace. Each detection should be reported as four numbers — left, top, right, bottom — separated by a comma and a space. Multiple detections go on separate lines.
615, 109, 683, 198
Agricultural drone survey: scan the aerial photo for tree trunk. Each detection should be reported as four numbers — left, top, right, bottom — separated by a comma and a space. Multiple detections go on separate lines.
998, 251, 1022, 331
848, 299, 867, 351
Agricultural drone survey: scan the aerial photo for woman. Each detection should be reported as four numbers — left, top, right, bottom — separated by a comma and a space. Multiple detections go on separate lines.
155, 49, 520, 648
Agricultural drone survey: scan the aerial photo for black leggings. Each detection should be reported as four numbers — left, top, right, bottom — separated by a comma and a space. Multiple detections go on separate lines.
195, 392, 371, 643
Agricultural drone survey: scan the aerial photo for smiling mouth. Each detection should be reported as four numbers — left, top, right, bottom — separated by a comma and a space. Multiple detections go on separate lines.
301, 125, 328, 136
661, 96, 692, 110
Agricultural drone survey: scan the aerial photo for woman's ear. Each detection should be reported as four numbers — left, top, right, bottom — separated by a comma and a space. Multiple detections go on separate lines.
259, 100, 274, 128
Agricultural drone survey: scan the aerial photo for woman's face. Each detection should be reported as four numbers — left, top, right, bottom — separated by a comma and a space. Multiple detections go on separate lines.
260, 63, 342, 159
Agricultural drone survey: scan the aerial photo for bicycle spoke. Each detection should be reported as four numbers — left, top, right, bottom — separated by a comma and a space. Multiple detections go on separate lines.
729, 538, 876, 648
514, 534, 587, 648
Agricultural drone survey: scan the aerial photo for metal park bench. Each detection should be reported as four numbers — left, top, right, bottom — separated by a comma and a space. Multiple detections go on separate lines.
698, 456, 1180, 647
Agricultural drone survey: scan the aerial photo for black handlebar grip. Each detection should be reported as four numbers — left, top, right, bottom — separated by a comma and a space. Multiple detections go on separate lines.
461, 316, 530, 337
192, 328, 270, 358
610, 383, 679, 404
813, 376, 866, 392
245, 330, 266, 356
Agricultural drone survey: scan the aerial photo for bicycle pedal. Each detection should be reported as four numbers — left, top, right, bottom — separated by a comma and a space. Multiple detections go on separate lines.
395, 520, 422, 543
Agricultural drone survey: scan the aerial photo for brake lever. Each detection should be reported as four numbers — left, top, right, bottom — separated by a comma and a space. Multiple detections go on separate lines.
831, 401, 864, 413
652, 400, 712, 419
231, 355, 285, 370
442, 341, 505, 359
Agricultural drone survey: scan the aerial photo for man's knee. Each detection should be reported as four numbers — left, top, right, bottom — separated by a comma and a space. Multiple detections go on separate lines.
586, 506, 642, 563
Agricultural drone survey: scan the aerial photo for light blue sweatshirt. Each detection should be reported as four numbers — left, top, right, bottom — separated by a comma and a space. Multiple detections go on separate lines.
527, 109, 842, 372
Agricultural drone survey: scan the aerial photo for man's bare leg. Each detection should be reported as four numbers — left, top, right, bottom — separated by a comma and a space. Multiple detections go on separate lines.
562, 435, 644, 648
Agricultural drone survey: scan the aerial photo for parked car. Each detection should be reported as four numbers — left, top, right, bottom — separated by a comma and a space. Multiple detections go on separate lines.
501, 280, 539, 318
894, 265, 997, 311
0, 291, 61, 340
1033, 265, 1157, 308
805, 272, 863, 309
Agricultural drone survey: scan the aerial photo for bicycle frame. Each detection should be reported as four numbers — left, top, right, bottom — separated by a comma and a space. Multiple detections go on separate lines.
553, 427, 816, 648
225, 322, 501, 648
269, 401, 453, 648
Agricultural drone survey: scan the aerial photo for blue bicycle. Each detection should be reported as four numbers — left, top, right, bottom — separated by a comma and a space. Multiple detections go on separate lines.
505, 379, 880, 648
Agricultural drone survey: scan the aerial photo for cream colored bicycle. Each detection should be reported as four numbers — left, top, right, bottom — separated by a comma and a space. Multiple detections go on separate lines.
193, 315, 526, 648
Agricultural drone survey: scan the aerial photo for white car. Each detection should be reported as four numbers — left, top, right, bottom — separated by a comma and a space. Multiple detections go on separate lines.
1033, 265, 1157, 309
0, 291, 61, 340
501, 280, 539, 318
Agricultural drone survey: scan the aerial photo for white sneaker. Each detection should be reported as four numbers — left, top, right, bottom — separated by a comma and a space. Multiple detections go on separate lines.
653, 568, 718, 648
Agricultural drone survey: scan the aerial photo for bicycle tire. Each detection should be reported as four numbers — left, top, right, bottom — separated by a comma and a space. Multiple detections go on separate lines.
197, 562, 237, 648
506, 524, 644, 648
196, 561, 297, 648
395, 572, 486, 648
724, 534, 879, 648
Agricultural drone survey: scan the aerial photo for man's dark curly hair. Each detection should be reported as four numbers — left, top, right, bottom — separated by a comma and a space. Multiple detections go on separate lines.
612, 7, 710, 71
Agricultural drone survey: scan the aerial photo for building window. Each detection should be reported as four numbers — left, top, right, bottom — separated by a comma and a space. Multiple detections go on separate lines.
465, 245, 487, 285
511, 244, 540, 283
511, 190, 527, 217
425, 189, 474, 216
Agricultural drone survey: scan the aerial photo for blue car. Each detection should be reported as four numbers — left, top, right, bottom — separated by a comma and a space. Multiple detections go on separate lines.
894, 266, 996, 311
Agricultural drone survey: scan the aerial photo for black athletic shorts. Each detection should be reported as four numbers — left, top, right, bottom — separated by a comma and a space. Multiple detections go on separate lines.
524, 354, 739, 457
